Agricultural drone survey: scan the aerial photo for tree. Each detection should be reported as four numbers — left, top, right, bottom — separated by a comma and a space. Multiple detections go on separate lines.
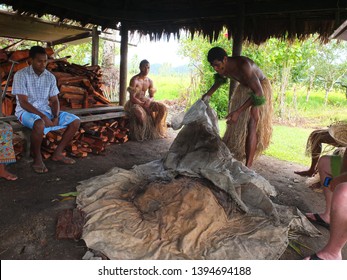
311, 41, 347, 105
178, 31, 231, 118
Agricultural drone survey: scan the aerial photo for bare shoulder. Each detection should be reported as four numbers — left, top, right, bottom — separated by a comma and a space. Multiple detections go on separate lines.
130, 74, 140, 82
148, 77, 154, 84
231, 56, 256, 66
129, 74, 140, 86
237, 56, 264, 74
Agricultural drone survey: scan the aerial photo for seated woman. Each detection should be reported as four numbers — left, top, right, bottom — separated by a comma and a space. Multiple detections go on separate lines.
125, 60, 167, 141
0, 121, 17, 181
295, 123, 346, 177
304, 147, 347, 260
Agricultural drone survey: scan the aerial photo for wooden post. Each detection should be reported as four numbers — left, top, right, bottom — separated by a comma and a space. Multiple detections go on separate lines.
229, 1, 245, 105
119, 24, 128, 106
92, 26, 99, 66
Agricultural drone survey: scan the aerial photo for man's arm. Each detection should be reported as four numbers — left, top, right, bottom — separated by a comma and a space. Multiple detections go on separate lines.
148, 78, 156, 99
202, 82, 221, 101
17, 94, 54, 126
128, 77, 146, 106
49, 95, 60, 126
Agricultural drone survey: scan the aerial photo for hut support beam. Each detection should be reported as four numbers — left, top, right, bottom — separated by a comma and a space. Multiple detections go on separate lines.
92, 27, 99, 66
229, 1, 244, 104
119, 24, 128, 106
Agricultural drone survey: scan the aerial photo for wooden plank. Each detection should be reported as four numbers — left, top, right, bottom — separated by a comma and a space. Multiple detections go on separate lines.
0, 106, 125, 122
79, 111, 128, 123
67, 106, 124, 115
0, 115, 17, 122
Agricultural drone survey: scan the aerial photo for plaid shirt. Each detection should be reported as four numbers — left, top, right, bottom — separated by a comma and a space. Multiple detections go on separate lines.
12, 65, 59, 118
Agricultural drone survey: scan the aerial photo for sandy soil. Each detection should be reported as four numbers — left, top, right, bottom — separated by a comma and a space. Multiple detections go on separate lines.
0, 128, 346, 260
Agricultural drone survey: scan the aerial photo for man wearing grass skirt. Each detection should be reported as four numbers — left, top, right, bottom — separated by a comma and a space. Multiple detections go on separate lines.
202, 47, 273, 168
125, 60, 167, 141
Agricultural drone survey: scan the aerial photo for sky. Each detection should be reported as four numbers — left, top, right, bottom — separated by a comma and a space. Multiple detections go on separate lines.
127, 36, 189, 67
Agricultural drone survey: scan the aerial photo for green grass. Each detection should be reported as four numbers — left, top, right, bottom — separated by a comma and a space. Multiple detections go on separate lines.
273, 87, 347, 127
218, 121, 312, 166
263, 125, 311, 166
150, 74, 190, 101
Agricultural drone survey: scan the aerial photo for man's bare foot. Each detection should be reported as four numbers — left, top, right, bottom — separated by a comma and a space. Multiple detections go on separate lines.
294, 170, 315, 177
31, 163, 48, 174
0, 170, 18, 180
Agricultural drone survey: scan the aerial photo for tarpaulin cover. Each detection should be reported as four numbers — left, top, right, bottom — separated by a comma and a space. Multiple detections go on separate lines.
76, 100, 320, 259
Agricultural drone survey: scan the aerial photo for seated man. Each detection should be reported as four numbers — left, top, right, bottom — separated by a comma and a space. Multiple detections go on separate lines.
304, 147, 347, 260
295, 125, 344, 177
12, 46, 80, 173
125, 59, 167, 141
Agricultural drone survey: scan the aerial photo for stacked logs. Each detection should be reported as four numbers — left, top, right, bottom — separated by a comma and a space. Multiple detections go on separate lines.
12, 132, 26, 160
0, 47, 110, 115
40, 118, 129, 160
49, 61, 110, 109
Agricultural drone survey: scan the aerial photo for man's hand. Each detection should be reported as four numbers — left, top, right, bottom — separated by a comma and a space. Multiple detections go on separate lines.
52, 117, 59, 126
226, 110, 241, 124
143, 99, 152, 108
42, 115, 54, 127
202, 93, 211, 102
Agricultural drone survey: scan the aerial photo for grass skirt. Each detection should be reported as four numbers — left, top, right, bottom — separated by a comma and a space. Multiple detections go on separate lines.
222, 79, 273, 162
125, 101, 167, 141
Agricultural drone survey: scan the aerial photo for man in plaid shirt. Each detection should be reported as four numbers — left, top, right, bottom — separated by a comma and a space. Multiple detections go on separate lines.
12, 46, 80, 173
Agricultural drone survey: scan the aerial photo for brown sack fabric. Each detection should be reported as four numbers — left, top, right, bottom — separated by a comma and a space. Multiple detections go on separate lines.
76, 100, 320, 260
56, 208, 85, 240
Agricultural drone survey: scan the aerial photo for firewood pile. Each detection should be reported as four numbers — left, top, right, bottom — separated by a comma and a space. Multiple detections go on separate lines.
14, 117, 129, 160
41, 118, 128, 160
12, 132, 26, 160
0, 47, 111, 115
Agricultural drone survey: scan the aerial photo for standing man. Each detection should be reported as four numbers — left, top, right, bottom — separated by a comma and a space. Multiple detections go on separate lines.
125, 59, 167, 141
202, 47, 273, 168
12, 46, 80, 173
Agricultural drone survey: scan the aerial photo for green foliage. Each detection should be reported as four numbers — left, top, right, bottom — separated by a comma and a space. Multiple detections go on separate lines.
178, 31, 232, 118
55, 42, 93, 65
178, 32, 347, 119
209, 84, 229, 118
129, 54, 140, 76
55, 39, 109, 66
310, 41, 347, 103
272, 85, 347, 127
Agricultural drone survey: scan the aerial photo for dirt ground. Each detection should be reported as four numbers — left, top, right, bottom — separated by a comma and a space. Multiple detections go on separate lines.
1, 128, 346, 260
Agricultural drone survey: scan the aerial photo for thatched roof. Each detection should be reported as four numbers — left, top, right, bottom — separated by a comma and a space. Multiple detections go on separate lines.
1, 0, 347, 43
